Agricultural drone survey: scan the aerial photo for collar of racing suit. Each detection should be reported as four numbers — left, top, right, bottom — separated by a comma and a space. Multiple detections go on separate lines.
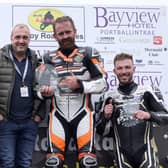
118, 81, 138, 95
59, 45, 78, 57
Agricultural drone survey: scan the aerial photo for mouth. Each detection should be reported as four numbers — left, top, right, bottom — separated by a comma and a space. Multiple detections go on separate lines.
119, 75, 129, 82
62, 41, 71, 45
61, 41, 74, 49
17, 44, 26, 48
120, 75, 128, 79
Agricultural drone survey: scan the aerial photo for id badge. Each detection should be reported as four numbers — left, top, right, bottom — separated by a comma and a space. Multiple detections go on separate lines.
20, 86, 29, 97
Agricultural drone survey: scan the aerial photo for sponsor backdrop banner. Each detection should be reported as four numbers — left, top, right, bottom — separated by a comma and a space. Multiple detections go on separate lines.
0, 3, 168, 168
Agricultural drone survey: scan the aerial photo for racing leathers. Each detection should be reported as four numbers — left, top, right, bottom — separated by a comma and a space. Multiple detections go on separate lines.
96, 82, 168, 168
36, 46, 106, 167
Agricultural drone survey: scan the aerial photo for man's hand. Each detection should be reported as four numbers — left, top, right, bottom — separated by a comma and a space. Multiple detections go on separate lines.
33, 115, 41, 123
134, 110, 151, 120
104, 101, 113, 119
0, 114, 4, 121
59, 73, 80, 91
40, 85, 54, 97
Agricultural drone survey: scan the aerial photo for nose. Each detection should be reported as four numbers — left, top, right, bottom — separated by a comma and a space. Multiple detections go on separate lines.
120, 68, 127, 74
17, 35, 29, 43
19, 37, 25, 43
62, 32, 69, 39
16, 37, 26, 44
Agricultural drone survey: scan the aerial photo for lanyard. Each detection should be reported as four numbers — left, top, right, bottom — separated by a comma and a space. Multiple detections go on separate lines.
9, 50, 29, 85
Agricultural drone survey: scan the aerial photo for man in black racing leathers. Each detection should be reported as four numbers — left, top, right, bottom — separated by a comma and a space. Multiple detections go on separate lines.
36, 16, 107, 168
96, 53, 168, 168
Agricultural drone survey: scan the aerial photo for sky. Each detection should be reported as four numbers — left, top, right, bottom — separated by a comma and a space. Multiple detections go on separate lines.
0, 0, 168, 6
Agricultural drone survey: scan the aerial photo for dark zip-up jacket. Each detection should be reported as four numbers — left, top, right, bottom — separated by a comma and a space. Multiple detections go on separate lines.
0, 44, 45, 119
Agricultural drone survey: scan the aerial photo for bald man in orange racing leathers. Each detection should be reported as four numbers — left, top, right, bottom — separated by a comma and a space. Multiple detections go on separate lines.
36, 16, 107, 168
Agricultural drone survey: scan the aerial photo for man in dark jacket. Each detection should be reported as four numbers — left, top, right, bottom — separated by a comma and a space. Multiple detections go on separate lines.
0, 24, 42, 168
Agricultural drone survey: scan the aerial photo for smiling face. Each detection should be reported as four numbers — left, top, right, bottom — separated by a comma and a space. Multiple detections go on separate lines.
53, 20, 76, 49
11, 24, 30, 56
113, 58, 135, 85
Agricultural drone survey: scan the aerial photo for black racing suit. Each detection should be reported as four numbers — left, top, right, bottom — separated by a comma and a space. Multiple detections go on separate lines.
96, 82, 168, 168
36, 46, 106, 167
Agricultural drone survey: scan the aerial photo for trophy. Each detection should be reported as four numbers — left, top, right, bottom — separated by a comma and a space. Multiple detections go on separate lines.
35, 63, 59, 95
116, 95, 143, 127
35, 64, 73, 96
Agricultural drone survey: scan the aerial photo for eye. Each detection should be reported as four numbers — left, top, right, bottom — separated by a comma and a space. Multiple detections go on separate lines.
14, 35, 29, 40
22, 36, 29, 40
57, 32, 64, 36
125, 66, 131, 69
15, 35, 21, 39
57, 30, 72, 36
116, 67, 122, 70
65, 30, 72, 34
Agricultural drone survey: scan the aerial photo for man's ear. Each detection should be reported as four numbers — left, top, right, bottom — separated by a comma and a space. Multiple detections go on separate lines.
133, 66, 136, 73
113, 68, 116, 75
74, 28, 77, 35
53, 34, 57, 41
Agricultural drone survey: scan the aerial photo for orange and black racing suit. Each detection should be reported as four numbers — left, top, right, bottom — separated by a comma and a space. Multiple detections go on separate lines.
96, 82, 168, 168
36, 46, 106, 167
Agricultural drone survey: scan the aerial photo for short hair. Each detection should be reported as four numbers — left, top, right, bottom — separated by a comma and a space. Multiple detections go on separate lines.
11, 24, 30, 37
52, 16, 76, 35
113, 53, 133, 66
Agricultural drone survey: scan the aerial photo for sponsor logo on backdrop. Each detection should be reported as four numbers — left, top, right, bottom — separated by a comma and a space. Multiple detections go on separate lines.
13, 6, 85, 42
153, 36, 163, 45
94, 7, 160, 35
28, 8, 64, 32
107, 71, 163, 90
145, 47, 166, 57
119, 37, 151, 44
135, 59, 145, 66
95, 36, 115, 44
148, 60, 163, 65
93, 7, 162, 44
